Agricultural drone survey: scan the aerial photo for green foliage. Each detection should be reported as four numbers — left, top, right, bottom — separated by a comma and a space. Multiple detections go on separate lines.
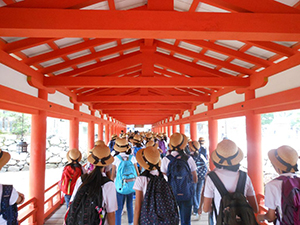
261, 113, 274, 125
0, 111, 30, 137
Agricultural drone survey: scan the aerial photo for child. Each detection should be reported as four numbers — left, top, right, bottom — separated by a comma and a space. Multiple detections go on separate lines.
67, 145, 117, 225
111, 138, 139, 225
201, 139, 258, 225
257, 145, 299, 224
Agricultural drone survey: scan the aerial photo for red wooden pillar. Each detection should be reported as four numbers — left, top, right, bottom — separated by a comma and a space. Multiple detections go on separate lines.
180, 123, 185, 134
69, 104, 79, 149
168, 125, 172, 137
29, 89, 47, 225
208, 104, 218, 171
105, 124, 109, 144
172, 123, 177, 134
88, 111, 95, 151
98, 122, 103, 140
109, 124, 112, 140
190, 121, 197, 141
245, 90, 263, 196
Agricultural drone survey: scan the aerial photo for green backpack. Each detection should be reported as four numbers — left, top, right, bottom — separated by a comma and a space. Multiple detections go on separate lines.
208, 171, 258, 225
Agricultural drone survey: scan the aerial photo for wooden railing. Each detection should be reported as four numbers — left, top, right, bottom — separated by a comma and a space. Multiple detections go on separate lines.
257, 194, 272, 225
18, 181, 62, 224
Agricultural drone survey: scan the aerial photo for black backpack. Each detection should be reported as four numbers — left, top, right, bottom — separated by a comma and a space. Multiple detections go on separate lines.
65, 176, 111, 225
208, 171, 258, 225
0, 185, 18, 225
139, 170, 179, 225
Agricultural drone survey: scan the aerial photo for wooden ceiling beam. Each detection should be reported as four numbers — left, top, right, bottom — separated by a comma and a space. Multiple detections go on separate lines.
77, 95, 210, 103
1, 9, 300, 41
44, 76, 250, 88
2, 38, 56, 53
93, 103, 191, 110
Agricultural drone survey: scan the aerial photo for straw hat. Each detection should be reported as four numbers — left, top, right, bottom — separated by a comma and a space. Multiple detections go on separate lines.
189, 141, 200, 152
199, 137, 205, 142
95, 140, 105, 146
268, 145, 298, 173
211, 139, 243, 166
88, 145, 114, 167
0, 149, 11, 170
136, 146, 161, 171
66, 148, 82, 163
114, 138, 130, 152
169, 133, 188, 151
111, 134, 118, 140
132, 134, 142, 144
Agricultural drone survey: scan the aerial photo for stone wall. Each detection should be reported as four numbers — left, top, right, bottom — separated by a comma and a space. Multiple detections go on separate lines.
0, 135, 87, 172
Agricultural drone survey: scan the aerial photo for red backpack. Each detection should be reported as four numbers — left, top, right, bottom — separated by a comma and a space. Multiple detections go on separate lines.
60, 165, 83, 195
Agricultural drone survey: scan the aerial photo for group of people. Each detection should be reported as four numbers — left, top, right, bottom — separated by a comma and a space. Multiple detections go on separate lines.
0, 130, 299, 225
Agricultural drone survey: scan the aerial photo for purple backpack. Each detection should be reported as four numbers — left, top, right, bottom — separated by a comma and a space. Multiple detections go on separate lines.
276, 175, 300, 225
158, 140, 166, 154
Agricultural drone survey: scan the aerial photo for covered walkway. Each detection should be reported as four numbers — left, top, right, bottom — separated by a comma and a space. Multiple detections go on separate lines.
1, 0, 300, 224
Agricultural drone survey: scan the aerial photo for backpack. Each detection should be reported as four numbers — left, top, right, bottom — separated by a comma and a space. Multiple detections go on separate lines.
0, 185, 18, 225
158, 140, 166, 155
139, 170, 179, 225
115, 155, 137, 194
275, 175, 300, 225
65, 176, 110, 225
60, 164, 83, 195
192, 152, 208, 181
166, 154, 194, 201
208, 171, 258, 225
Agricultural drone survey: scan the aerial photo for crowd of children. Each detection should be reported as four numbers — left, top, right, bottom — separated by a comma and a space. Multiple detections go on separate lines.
0, 130, 299, 225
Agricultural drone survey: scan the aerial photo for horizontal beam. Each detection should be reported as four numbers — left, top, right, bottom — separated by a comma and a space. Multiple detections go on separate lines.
77, 95, 210, 103
44, 76, 250, 88
0, 9, 300, 40
93, 103, 192, 110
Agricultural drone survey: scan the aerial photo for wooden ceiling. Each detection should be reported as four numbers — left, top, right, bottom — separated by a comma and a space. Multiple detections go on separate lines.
1, 0, 300, 125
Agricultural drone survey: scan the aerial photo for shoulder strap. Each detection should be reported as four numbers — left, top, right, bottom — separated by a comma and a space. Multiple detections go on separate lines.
235, 171, 247, 194
116, 154, 123, 161
207, 171, 228, 197
166, 155, 174, 161
128, 155, 133, 161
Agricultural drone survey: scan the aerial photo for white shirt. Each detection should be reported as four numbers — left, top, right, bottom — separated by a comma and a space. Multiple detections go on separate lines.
264, 173, 299, 225
203, 168, 256, 225
0, 185, 19, 225
160, 151, 197, 174
133, 170, 168, 197
70, 174, 118, 225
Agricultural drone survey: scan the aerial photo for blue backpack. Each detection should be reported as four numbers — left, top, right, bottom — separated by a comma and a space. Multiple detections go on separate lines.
0, 185, 18, 225
115, 155, 137, 194
167, 154, 194, 201
139, 170, 179, 225
192, 152, 208, 181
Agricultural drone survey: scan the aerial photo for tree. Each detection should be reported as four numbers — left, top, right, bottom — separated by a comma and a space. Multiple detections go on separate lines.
261, 113, 274, 125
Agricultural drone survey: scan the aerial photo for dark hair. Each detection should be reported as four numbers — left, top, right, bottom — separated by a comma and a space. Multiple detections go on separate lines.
213, 161, 240, 172
66, 161, 82, 171
79, 166, 104, 198
134, 142, 143, 148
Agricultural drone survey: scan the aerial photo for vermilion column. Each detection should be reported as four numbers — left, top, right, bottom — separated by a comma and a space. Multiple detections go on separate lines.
98, 122, 103, 140
88, 111, 95, 151
245, 90, 263, 196
109, 124, 112, 140
190, 121, 197, 141
172, 124, 177, 134
168, 125, 172, 137
208, 104, 218, 171
29, 89, 47, 225
180, 123, 185, 134
105, 124, 109, 144
69, 104, 79, 149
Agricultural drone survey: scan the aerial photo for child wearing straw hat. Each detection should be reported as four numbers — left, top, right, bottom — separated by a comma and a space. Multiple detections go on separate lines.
60, 148, 84, 208
0, 149, 25, 225
201, 139, 258, 225
111, 138, 139, 225
161, 133, 198, 225
67, 145, 117, 225
257, 145, 300, 224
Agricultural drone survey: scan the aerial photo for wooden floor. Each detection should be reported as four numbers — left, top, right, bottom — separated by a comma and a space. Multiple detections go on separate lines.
44, 203, 209, 225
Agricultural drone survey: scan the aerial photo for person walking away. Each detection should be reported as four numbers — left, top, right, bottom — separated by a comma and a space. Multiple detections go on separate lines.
0, 149, 25, 225
201, 139, 258, 225
189, 140, 208, 221
157, 133, 167, 157
257, 145, 300, 225
66, 145, 117, 225
111, 138, 139, 225
161, 132, 198, 225
60, 148, 83, 208
133, 146, 179, 225
198, 137, 208, 160
108, 134, 118, 152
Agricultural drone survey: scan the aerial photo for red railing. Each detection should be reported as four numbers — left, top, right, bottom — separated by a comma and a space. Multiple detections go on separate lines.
257, 194, 272, 225
18, 181, 62, 225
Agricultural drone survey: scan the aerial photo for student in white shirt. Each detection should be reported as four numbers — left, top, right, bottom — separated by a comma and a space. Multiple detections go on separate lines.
69, 145, 117, 225
201, 139, 258, 225
133, 145, 166, 224
257, 145, 299, 224
0, 149, 25, 225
